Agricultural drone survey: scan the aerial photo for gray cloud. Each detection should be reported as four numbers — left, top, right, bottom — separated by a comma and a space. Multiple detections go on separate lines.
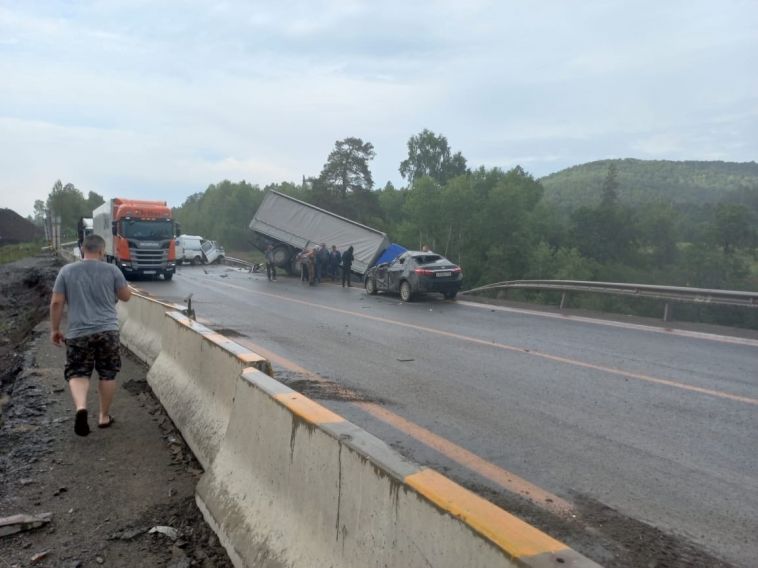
1, 0, 756, 216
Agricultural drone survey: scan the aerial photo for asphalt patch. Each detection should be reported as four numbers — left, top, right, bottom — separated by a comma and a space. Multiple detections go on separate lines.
277, 371, 385, 404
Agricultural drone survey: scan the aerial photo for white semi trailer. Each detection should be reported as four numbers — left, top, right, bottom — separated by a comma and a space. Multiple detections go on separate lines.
249, 190, 390, 275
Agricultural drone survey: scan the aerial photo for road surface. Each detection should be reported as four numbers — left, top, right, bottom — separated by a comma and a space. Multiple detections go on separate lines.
136, 264, 758, 567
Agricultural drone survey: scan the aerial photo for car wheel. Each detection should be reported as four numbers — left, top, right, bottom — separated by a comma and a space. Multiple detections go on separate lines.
444, 290, 457, 300
365, 278, 377, 295
193, 255, 202, 265
400, 281, 413, 302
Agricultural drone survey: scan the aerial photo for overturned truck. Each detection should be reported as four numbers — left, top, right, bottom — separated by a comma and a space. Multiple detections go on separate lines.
249, 191, 390, 276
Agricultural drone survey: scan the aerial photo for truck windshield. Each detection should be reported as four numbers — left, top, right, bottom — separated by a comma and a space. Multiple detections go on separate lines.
122, 220, 174, 240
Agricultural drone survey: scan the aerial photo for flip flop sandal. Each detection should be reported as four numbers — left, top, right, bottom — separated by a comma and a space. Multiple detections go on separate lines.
74, 409, 90, 437
98, 416, 115, 429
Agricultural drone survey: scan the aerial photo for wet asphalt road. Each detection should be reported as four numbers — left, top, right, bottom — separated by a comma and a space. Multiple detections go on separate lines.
137, 264, 758, 567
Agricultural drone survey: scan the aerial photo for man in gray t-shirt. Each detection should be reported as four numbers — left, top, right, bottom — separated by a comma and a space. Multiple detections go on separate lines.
51, 234, 131, 436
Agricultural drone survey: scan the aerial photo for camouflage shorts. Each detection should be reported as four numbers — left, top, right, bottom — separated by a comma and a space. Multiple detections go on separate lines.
64, 331, 121, 381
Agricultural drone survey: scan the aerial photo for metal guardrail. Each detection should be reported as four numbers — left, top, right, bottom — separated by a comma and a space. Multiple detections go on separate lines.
223, 256, 253, 269
461, 280, 758, 321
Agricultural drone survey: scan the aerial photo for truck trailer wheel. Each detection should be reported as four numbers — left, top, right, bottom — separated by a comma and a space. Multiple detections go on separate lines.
272, 246, 290, 266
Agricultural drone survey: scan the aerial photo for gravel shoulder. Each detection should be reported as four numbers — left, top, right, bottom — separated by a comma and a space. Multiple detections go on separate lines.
0, 255, 231, 568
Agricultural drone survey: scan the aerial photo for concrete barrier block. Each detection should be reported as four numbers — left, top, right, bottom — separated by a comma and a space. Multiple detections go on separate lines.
118, 293, 178, 366
197, 369, 599, 568
146, 312, 272, 469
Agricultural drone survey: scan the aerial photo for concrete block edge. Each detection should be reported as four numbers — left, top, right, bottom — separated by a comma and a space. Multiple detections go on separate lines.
239, 367, 602, 568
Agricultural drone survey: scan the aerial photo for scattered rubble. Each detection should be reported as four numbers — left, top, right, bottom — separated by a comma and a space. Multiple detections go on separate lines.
0, 255, 232, 567
0, 512, 52, 537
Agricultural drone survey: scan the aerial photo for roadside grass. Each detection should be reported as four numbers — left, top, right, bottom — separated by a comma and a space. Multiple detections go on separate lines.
0, 241, 46, 265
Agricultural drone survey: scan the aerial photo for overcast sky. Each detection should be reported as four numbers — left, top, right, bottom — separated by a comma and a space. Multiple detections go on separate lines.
1, 0, 756, 216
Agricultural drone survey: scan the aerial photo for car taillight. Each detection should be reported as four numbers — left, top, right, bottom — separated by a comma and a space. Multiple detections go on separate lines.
415, 268, 435, 276
451, 267, 462, 273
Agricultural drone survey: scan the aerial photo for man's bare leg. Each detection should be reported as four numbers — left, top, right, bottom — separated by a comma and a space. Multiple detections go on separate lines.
69, 377, 90, 410
97, 379, 117, 426
69, 377, 91, 436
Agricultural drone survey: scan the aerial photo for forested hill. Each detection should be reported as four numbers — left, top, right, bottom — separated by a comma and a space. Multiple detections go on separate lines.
540, 159, 758, 210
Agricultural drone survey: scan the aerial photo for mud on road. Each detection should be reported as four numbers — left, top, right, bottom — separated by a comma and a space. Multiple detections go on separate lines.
0, 255, 232, 568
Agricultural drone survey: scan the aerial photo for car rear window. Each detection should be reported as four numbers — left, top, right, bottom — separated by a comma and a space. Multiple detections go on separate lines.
413, 255, 442, 265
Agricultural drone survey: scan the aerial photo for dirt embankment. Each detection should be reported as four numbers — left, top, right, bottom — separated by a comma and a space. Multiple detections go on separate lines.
0, 255, 60, 396
0, 255, 232, 567
0, 208, 44, 246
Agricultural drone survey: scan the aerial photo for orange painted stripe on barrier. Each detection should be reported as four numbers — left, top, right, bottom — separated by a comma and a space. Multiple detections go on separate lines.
174, 312, 205, 334
204, 332, 233, 345
273, 392, 345, 425
405, 468, 568, 559
237, 352, 268, 364
129, 288, 179, 310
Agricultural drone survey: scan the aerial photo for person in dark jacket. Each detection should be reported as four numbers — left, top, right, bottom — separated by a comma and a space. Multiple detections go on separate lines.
264, 244, 276, 281
341, 246, 354, 287
328, 245, 341, 281
316, 243, 329, 284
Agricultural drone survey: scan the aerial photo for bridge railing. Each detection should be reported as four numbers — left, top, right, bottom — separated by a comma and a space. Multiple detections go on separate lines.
222, 255, 253, 269
461, 280, 758, 321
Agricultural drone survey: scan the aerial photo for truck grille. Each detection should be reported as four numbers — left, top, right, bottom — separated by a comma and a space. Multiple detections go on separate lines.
131, 249, 169, 268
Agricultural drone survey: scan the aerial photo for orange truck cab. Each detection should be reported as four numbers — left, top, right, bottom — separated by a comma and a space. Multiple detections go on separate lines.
93, 198, 178, 280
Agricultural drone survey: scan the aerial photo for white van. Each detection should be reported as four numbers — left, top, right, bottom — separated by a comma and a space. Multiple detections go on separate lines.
175, 235, 205, 265
201, 240, 225, 264
175, 235, 225, 265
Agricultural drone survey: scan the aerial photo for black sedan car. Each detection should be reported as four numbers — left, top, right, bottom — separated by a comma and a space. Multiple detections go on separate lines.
364, 251, 463, 301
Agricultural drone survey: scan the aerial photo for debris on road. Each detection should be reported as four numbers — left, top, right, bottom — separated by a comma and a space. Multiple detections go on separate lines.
108, 526, 149, 541
149, 525, 180, 540
30, 549, 51, 564
0, 512, 53, 537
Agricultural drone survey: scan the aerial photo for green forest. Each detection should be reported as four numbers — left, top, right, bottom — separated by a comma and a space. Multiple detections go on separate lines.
173, 132, 758, 327
541, 158, 758, 210
37, 130, 758, 327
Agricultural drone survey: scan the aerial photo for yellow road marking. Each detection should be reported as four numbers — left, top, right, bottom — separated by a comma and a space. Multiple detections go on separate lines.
356, 402, 573, 514
232, 336, 573, 517
209, 279, 758, 406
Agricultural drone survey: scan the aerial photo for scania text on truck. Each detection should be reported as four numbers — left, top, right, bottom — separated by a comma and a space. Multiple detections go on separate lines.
93, 198, 178, 280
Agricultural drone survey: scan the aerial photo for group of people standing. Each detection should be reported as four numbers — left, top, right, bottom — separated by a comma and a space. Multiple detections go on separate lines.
264, 243, 354, 287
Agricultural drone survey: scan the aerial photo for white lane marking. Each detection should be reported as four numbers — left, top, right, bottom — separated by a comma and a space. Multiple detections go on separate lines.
457, 300, 758, 348
177, 275, 758, 406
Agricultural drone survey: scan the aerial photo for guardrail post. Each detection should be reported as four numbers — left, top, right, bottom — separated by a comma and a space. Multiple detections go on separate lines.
663, 302, 672, 322
560, 292, 567, 310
